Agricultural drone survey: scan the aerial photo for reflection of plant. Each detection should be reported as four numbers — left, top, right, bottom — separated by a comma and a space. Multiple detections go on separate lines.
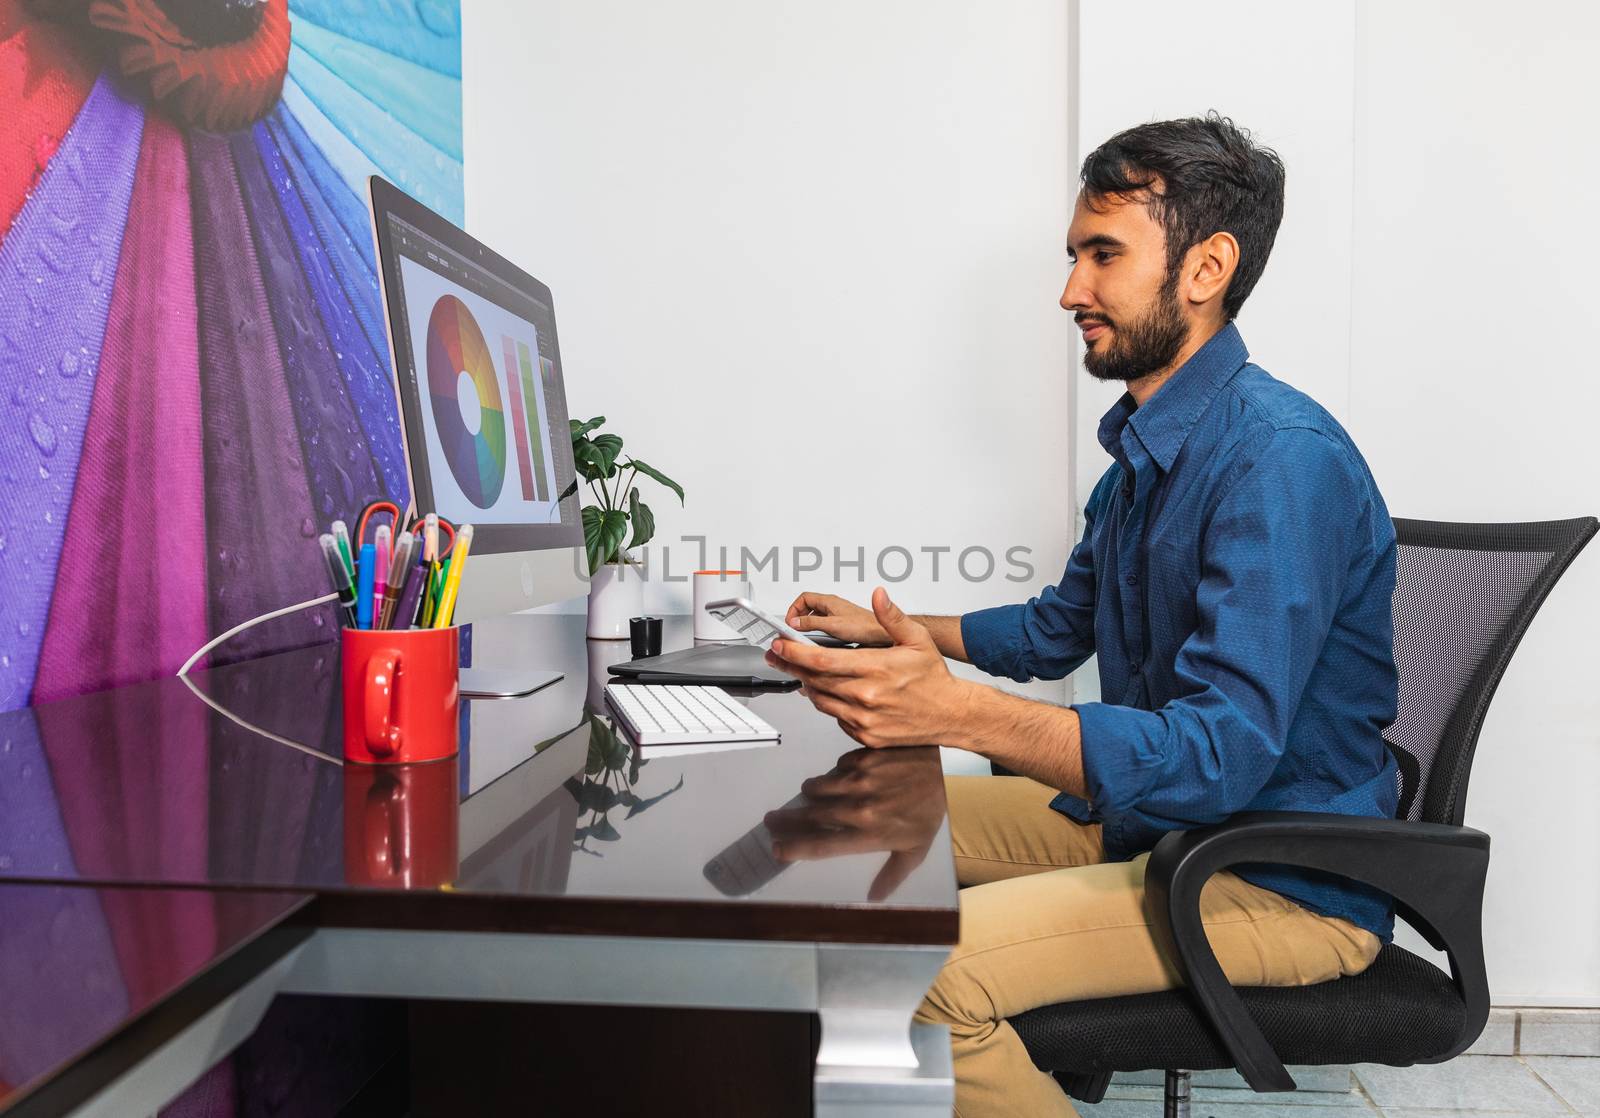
565, 712, 683, 856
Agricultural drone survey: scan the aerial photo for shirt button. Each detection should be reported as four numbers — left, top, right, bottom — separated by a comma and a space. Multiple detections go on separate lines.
1125, 573, 1139, 586
1130, 662, 1143, 675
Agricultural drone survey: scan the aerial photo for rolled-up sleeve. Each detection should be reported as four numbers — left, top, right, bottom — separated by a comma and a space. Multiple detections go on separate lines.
961, 473, 1108, 683
1071, 429, 1368, 830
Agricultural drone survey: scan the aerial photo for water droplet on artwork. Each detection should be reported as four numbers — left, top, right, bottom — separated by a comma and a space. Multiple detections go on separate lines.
28, 412, 57, 454
300, 516, 316, 537
18, 620, 30, 636
59, 350, 80, 378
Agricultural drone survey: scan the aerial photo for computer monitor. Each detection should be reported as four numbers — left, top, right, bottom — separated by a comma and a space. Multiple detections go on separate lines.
368, 176, 586, 631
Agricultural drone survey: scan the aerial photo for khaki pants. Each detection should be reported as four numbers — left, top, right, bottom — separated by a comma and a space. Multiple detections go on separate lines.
914, 776, 1381, 1117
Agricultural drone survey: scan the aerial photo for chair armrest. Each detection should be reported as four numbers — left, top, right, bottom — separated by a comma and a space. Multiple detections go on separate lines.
1144, 812, 1490, 1093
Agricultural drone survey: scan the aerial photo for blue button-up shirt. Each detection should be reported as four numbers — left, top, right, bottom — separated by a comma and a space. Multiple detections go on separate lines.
962, 324, 1399, 939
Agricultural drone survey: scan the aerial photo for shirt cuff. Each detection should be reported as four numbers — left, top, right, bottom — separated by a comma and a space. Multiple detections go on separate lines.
960, 605, 1032, 682
1071, 700, 1166, 820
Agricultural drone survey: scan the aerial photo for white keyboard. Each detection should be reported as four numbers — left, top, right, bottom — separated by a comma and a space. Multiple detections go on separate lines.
605, 683, 780, 746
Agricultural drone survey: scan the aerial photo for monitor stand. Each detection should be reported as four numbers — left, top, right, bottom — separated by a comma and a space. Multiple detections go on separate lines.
459, 667, 563, 699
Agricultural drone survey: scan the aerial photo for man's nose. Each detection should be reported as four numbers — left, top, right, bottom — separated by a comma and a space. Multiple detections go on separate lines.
1060, 270, 1091, 312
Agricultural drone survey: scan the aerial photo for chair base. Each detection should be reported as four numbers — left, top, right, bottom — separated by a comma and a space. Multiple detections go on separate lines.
1164, 1069, 1191, 1118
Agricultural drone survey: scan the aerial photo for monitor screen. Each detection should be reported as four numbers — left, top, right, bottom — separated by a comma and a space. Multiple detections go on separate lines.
370, 177, 583, 556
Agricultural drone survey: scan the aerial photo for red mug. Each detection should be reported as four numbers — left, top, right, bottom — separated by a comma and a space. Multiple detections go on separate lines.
342, 759, 460, 888
340, 626, 460, 765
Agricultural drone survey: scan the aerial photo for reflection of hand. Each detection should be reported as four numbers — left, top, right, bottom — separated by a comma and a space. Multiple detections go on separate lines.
763, 747, 945, 902
769, 588, 974, 749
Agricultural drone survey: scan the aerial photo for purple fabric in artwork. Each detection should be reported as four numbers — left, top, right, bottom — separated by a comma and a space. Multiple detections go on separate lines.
229, 130, 389, 523
0, 77, 143, 712
251, 122, 407, 504
188, 132, 337, 660
33, 114, 207, 704
264, 108, 388, 371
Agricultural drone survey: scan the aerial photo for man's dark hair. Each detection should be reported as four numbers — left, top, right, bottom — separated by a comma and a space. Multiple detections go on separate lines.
1080, 112, 1285, 321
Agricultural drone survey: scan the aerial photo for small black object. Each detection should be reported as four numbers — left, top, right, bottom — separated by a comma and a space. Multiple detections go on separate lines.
629, 616, 663, 659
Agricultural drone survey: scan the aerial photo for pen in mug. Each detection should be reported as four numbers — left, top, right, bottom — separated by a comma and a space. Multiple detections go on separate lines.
396, 547, 430, 629
331, 520, 355, 580
355, 543, 377, 629
423, 512, 439, 562
425, 555, 448, 627
433, 524, 473, 628
373, 524, 391, 608
377, 531, 414, 629
319, 534, 358, 627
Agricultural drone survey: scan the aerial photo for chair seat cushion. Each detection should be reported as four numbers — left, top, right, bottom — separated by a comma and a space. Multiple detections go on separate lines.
1011, 945, 1465, 1076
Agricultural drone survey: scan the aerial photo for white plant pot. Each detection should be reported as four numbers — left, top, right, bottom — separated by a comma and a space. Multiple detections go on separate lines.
586, 560, 644, 639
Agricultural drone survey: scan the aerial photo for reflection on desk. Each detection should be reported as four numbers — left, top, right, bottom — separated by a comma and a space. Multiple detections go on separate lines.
0, 612, 956, 944
0, 886, 306, 1116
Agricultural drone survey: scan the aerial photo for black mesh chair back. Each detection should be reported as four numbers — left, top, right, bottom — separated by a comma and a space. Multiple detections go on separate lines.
1386, 518, 1597, 825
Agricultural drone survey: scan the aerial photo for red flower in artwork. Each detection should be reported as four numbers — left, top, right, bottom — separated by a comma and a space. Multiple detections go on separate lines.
27, 0, 292, 131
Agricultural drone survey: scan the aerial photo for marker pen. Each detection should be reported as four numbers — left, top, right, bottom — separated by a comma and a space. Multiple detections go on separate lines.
319, 534, 358, 627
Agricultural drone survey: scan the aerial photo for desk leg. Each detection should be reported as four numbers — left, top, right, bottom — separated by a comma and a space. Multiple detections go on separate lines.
813, 944, 953, 1118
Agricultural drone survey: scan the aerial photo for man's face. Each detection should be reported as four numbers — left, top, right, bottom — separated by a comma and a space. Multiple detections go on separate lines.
1061, 190, 1189, 383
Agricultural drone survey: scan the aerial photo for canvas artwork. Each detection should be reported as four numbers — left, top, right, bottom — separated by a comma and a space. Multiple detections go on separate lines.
0, 0, 464, 712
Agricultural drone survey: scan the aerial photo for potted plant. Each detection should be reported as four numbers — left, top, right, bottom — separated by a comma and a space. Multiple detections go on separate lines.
564, 416, 684, 638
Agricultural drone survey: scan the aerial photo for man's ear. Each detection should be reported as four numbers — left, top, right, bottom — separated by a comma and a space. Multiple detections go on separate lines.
1181, 231, 1240, 313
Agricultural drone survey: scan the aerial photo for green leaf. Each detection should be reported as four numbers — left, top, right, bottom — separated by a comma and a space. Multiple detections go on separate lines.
627, 489, 655, 551
558, 477, 578, 501
570, 416, 606, 439
587, 818, 621, 842
583, 506, 629, 573
571, 437, 608, 482
590, 433, 623, 476
624, 458, 684, 505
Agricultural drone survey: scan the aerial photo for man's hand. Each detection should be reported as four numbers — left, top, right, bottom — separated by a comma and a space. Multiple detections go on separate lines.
763, 747, 944, 901
768, 587, 976, 748
785, 591, 891, 646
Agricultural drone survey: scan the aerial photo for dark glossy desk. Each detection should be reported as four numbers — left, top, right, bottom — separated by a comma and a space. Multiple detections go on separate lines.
0, 886, 308, 1118
0, 611, 958, 1116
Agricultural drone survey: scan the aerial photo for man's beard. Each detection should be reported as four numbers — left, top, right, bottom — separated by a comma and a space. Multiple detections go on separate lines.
1080, 277, 1189, 383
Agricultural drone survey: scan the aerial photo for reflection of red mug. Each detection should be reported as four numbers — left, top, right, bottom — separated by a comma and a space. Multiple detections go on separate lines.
341, 627, 460, 765
342, 760, 460, 888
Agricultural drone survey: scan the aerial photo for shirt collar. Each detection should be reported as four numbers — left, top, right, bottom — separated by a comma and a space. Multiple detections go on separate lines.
1096, 323, 1250, 473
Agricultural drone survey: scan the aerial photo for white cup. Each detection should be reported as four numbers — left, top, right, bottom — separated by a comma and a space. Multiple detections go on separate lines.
693, 570, 752, 640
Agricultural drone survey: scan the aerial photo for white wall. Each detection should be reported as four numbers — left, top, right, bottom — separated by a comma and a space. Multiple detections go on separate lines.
1078, 0, 1600, 1004
463, 0, 1077, 665
1347, 0, 1600, 1005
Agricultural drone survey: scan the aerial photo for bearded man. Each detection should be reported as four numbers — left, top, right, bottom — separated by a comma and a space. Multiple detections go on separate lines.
770, 114, 1399, 1116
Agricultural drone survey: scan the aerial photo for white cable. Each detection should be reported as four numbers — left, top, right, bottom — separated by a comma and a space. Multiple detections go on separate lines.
177, 592, 339, 677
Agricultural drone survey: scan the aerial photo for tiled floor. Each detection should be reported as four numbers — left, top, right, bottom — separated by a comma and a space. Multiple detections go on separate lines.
1075, 1056, 1600, 1118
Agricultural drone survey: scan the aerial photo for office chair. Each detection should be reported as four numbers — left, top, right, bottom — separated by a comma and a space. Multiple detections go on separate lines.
1001, 516, 1598, 1118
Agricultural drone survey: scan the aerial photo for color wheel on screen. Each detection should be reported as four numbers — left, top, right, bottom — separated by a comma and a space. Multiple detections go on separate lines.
427, 294, 507, 508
